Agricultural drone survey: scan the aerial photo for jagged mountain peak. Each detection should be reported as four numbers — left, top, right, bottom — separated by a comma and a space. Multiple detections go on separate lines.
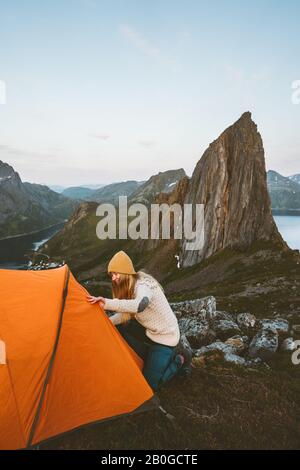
0, 159, 77, 238
0, 160, 20, 181
181, 112, 284, 266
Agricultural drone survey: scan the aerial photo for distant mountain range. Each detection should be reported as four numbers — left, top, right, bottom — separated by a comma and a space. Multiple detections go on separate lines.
85, 180, 143, 204
289, 174, 300, 185
0, 159, 186, 240
1, 154, 299, 242
0, 161, 78, 238
49, 184, 105, 194
54, 170, 185, 205
49, 169, 300, 213
61, 181, 143, 203
267, 170, 300, 211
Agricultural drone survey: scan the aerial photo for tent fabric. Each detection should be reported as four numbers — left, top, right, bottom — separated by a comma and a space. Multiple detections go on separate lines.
0, 265, 155, 450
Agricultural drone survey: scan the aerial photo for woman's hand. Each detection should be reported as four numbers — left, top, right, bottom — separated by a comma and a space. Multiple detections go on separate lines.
86, 295, 106, 308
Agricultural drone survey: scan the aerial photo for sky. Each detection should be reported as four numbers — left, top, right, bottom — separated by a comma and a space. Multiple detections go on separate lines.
0, 0, 299, 186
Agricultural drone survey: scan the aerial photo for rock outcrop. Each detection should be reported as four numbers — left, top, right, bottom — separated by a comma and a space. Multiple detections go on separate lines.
172, 295, 296, 368
181, 112, 284, 267
249, 327, 279, 360
129, 168, 186, 205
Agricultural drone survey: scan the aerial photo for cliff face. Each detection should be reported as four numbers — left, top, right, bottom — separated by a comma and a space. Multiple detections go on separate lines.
0, 162, 28, 222
181, 112, 284, 267
129, 169, 186, 205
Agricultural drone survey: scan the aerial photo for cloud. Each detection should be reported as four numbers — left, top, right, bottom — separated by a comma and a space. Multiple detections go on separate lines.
0, 144, 59, 165
139, 140, 157, 148
89, 132, 110, 140
119, 24, 161, 59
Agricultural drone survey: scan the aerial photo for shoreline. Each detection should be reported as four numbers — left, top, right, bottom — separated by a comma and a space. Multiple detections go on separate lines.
272, 209, 300, 216
0, 221, 66, 242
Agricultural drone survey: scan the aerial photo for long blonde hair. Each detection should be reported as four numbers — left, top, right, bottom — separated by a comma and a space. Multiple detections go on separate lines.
111, 271, 163, 324
112, 273, 138, 323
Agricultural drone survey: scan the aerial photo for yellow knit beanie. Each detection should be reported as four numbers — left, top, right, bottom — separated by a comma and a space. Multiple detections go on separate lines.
107, 251, 136, 275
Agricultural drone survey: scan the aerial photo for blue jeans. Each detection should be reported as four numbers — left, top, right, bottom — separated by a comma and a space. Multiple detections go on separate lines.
116, 320, 182, 391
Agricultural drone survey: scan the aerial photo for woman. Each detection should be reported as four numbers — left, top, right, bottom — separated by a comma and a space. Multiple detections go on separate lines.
87, 250, 192, 391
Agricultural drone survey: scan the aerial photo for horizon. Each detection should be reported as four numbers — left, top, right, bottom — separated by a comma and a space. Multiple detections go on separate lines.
22, 164, 300, 188
0, 1, 299, 185
1, 155, 300, 188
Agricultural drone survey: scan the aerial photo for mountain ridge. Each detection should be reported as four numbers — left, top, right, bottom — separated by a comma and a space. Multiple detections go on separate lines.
0, 160, 78, 238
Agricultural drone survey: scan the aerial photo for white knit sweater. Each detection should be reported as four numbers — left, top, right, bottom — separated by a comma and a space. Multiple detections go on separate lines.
104, 273, 180, 347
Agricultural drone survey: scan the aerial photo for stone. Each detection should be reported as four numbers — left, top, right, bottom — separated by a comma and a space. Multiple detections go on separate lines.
194, 341, 235, 357
193, 345, 247, 367
213, 310, 236, 322
171, 296, 216, 321
237, 312, 256, 332
178, 318, 210, 349
192, 351, 224, 367
223, 353, 247, 366
225, 335, 248, 354
212, 318, 241, 340
280, 338, 297, 352
249, 327, 278, 360
177, 334, 194, 357
245, 357, 268, 368
259, 318, 289, 337
292, 325, 300, 337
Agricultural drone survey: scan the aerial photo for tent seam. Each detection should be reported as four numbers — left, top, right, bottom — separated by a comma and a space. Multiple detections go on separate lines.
26, 267, 70, 448
6, 359, 27, 447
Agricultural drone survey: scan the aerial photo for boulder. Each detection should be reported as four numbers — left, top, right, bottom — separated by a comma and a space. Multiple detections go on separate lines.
194, 341, 236, 357
259, 319, 289, 337
237, 312, 256, 332
225, 335, 249, 354
171, 296, 216, 321
280, 338, 297, 352
193, 345, 247, 367
214, 310, 237, 322
223, 353, 247, 366
212, 318, 241, 340
249, 327, 278, 360
178, 318, 210, 348
192, 351, 225, 367
291, 325, 300, 338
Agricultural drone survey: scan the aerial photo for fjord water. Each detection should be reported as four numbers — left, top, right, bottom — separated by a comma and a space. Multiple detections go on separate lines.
274, 215, 300, 250
0, 223, 64, 269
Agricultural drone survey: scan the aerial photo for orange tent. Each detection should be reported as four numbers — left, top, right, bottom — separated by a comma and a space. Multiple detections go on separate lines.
0, 265, 156, 449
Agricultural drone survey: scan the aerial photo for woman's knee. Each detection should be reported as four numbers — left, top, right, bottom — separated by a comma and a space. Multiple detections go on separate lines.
143, 344, 175, 390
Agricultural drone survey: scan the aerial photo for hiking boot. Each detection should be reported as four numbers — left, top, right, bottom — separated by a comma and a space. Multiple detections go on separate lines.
176, 339, 193, 367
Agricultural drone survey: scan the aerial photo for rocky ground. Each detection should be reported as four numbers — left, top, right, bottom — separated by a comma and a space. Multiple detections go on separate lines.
172, 296, 300, 365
